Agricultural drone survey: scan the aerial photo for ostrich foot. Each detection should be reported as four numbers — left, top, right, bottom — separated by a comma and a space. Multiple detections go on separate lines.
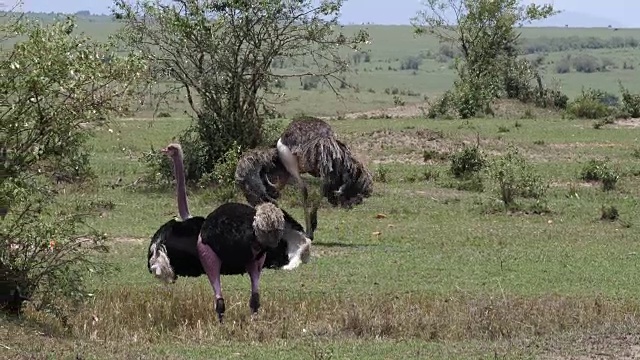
249, 292, 260, 315
215, 298, 225, 323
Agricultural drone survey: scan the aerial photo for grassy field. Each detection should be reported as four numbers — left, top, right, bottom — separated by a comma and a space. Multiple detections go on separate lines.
14, 13, 640, 118
132, 23, 640, 118
2, 102, 640, 358
3, 11, 640, 359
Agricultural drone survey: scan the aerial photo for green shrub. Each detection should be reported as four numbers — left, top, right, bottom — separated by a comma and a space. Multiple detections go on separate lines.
600, 205, 619, 221
485, 146, 548, 207
450, 146, 486, 179
374, 165, 389, 183
0, 14, 145, 319
619, 83, 640, 117
580, 158, 620, 191
566, 88, 614, 119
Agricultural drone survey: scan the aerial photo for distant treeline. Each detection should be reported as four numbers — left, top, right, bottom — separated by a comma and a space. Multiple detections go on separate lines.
434, 36, 640, 61
520, 36, 640, 54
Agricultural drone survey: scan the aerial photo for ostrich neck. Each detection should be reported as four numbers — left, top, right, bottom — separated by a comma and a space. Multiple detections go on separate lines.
173, 154, 191, 220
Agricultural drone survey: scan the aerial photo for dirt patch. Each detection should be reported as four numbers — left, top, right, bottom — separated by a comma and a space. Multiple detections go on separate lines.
613, 118, 640, 128
541, 333, 640, 360
550, 181, 597, 188
344, 128, 455, 164
112, 237, 146, 244
321, 102, 430, 120
549, 142, 624, 150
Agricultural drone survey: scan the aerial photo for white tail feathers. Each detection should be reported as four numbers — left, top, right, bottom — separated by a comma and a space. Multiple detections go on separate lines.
281, 228, 312, 271
149, 243, 175, 284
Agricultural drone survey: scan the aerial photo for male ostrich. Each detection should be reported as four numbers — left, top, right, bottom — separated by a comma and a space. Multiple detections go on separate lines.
148, 143, 317, 288
236, 116, 373, 234
197, 200, 318, 322
147, 143, 205, 283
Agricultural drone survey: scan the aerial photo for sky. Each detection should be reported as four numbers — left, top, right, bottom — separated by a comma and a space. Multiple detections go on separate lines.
13, 0, 640, 28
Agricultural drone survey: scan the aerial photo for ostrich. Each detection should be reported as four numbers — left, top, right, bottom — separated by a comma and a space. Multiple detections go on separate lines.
148, 143, 317, 287
236, 116, 373, 234
147, 143, 205, 284
234, 147, 289, 207
197, 200, 318, 322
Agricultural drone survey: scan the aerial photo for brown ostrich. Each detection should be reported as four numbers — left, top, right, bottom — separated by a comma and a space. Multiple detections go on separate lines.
235, 116, 372, 234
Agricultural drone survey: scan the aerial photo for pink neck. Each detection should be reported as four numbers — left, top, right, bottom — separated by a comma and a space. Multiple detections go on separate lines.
172, 153, 191, 220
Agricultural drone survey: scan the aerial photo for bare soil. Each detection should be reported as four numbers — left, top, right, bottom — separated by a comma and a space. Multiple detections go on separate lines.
320, 101, 430, 120
541, 333, 640, 360
613, 118, 640, 128
343, 128, 454, 165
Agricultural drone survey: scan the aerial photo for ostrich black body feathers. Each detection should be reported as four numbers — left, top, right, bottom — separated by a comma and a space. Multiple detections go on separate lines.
147, 203, 312, 280
199, 202, 309, 274
147, 216, 205, 279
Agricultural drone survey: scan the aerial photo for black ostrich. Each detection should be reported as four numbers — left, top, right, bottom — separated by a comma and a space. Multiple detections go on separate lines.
147, 143, 205, 284
197, 200, 318, 323
148, 143, 317, 288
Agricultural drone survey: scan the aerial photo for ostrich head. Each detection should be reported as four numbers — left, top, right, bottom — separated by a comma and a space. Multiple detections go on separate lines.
252, 202, 285, 248
161, 143, 183, 160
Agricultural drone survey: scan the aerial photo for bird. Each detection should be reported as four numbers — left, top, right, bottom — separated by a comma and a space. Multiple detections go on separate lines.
147, 143, 317, 288
234, 147, 289, 207
147, 143, 205, 284
196, 200, 318, 323
235, 116, 373, 234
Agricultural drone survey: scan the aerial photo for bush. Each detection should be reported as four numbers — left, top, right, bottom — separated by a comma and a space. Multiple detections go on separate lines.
0, 14, 145, 317
485, 146, 548, 207
537, 88, 569, 109
555, 59, 571, 74
580, 159, 620, 191
600, 205, 619, 221
401, 56, 422, 70
450, 146, 486, 179
572, 54, 601, 73
566, 88, 614, 119
202, 141, 243, 188
1, 182, 109, 320
619, 83, 640, 117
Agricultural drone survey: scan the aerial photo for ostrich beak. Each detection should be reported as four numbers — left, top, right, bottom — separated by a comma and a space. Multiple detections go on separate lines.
160, 147, 169, 154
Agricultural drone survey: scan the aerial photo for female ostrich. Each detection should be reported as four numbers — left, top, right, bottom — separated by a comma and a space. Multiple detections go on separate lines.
236, 116, 373, 234
148, 143, 317, 287
197, 200, 318, 322
234, 147, 289, 207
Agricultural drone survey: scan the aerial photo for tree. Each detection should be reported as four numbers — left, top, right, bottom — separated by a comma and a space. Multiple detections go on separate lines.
113, 0, 369, 183
412, 0, 557, 118
0, 12, 146, 319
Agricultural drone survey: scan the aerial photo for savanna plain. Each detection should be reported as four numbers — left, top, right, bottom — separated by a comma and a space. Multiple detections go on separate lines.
3, 15, 640, 360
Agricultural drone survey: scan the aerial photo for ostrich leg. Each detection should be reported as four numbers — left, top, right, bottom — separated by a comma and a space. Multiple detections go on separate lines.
197, 235, 225, 323
246, 252, 267, 319
276, 139, 312, 236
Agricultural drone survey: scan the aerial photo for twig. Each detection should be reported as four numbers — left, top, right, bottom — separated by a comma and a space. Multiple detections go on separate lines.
0, 343, 10, 350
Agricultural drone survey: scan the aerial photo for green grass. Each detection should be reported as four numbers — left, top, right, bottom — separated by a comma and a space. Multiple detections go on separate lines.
4, 111, 640, 359
5, 12, 640, 359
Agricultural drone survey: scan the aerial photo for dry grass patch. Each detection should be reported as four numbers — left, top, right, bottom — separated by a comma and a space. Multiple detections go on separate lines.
540, 333, 640, 360
612, 118, 640, 128
11, 289, 639, 347
344, 128, 451, 164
